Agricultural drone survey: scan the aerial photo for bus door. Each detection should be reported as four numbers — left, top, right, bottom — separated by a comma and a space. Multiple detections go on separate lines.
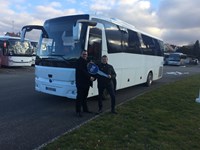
0, 40, 2, 67
0, 40, 8, 66
87, 23, 103, 63
86, 23, 103, 97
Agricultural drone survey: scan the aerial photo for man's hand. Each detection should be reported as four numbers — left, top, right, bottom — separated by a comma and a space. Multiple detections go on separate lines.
108, 75, 111, 79
90, 76, 95, 81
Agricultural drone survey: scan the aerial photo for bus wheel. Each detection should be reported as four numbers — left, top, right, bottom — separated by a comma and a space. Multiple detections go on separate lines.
146, 72, 153, 87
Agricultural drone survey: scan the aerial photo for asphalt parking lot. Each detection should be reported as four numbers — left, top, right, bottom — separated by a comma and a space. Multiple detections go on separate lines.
0, 65, 200, 150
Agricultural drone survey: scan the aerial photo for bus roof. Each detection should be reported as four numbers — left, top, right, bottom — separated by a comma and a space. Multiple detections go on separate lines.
89, 14, 163, 41
44, 14, 163, 42
0, 36, 21, 40
0, 36, 30, 41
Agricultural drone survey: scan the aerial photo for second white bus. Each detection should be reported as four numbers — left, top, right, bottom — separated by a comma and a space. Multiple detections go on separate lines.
168, 52, 187, 66
0, 36, 35, 67
21, 14, 164, 99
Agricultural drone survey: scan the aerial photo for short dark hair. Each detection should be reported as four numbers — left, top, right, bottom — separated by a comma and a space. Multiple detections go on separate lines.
82, 50, 87, 53
102, 55, 107, 58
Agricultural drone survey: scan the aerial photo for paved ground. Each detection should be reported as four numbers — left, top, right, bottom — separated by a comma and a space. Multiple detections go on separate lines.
0, 65, 199, 150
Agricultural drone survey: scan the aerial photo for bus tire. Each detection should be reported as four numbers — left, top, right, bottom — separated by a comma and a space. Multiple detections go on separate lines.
146, 72, 153, 87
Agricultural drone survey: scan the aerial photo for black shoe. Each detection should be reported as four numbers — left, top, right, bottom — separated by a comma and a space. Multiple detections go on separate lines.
83, 110, 93, 113
76, 112, 83, 117
98, 109, 102, 114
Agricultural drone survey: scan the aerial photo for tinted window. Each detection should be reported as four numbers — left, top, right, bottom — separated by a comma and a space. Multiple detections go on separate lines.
157, 40, 164, 56
87, 26, 102, 63
0, 40, 3, 51
125, 29, 141, 54
92, 18, 163, 56
118, 26, 128, 52
141, 34, 155, 55
104, 22, 122, 53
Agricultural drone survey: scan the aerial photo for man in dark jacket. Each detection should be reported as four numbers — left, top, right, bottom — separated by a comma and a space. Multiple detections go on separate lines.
97, 55, 117, 114
75, 50, 94, 117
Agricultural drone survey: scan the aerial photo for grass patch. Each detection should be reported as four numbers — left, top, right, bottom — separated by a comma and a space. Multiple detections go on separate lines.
43, 74, 200, 150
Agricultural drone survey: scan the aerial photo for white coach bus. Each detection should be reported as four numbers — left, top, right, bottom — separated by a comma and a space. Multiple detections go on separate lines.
21, 14, 164, 99
0, 36, 34, 67
168, 52, 187, 66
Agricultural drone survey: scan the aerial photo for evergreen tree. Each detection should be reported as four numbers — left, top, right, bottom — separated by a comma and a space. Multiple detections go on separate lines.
193, 40, 200, 59
176, 46, 192, 55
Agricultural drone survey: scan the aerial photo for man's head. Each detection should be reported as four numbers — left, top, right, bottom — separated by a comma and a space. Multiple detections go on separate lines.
101, 55, 108, 64
81, 50, 88, 60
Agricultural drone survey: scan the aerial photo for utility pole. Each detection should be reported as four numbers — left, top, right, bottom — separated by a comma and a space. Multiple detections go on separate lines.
12, 20, 15, 33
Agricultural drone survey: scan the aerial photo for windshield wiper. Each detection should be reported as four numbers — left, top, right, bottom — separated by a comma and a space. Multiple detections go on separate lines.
49, 55, 71, 64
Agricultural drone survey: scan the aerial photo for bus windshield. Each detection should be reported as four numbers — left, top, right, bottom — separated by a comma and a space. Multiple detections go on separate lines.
168, 54, 181, 61
7, 39, 33, 56
37, 15, 89, 61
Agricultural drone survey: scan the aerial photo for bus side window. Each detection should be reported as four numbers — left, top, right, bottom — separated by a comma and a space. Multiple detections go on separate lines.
0, 41, 3, 51
2, 41, 9, 55
118, 26, 128, 52
141, 34, 155, 55
159, 40, 164, 56
0, 41, 2, 55
127, 29, 141, 54
104, 22, 122, 53
87, 26, 102, 63
154, 39, 163, 56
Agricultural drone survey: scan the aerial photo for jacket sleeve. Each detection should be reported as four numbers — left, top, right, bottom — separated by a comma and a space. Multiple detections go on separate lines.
110, 65, 116, 79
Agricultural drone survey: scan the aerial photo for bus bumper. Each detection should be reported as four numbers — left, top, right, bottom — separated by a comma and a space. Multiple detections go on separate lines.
35, 77, 77, 99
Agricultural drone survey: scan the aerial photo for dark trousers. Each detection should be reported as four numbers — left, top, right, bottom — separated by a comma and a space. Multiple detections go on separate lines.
98, 82, 116, 112
76, 86, 89, 113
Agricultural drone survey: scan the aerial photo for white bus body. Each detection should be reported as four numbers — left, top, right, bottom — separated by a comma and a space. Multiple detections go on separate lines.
0, 36, 34, 67
21, 14, 164, 99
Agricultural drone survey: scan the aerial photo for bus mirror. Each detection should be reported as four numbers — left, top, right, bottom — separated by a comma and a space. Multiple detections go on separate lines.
76, 19, 97, 26
73, 20, 97, 41
20, 25, 48, 41
21, 26, 34, 42
20, 28, 26, 42
86, 21, 97, 26
73, 23, 82, 41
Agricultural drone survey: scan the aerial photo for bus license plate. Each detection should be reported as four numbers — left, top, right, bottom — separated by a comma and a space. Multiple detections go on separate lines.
46, 87, 56, 92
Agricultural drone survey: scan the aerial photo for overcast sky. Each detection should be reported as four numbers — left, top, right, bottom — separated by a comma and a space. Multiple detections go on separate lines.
0, 0, 199, 46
